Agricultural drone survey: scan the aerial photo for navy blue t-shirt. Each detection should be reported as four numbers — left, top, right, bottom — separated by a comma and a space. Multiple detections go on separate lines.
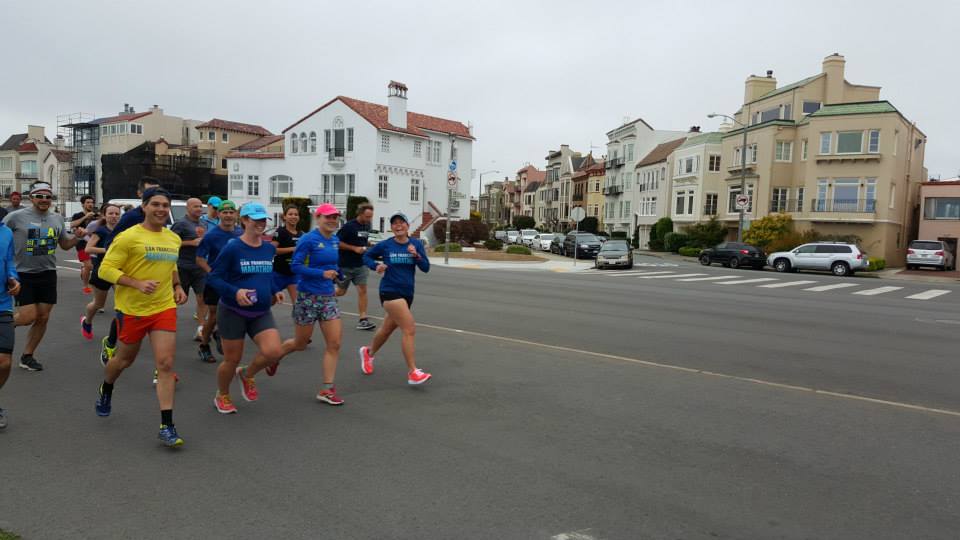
207, 238, 278, 314
197, 225, 241, 266
90, 223, 113, 267
363, 237, 429, 297
105, 206, 144, 249
336, 219, 371, 268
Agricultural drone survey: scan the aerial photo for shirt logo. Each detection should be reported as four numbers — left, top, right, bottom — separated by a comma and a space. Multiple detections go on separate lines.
25, 226, 59, 256
240, 259, 274, 274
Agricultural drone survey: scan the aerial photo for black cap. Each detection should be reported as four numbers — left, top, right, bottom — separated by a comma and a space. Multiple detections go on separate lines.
142, 187, 171, 203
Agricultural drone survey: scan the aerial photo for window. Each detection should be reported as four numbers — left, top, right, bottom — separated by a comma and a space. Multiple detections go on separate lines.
247, 175, 260, 197
309, 132, 317, 153
230, 174, 244, 196
797, 187, 805, 212
819, 132, 832, 154
101, 126, 108, 136
20, 160, 37, 176
836, 131, 863, 154
324, 130, 331, 152
802, 101, 821, 115
410, 177, 421, 202
893, 130, 899, 156
378, 175, 388, 199
760, 107, 780, 123
109, 125, 117, 135
233, 162, 239, 172
221, 159, 227, 169
625, 144, 634, 162
222, 132, 229, 143
675, 191, 685, 215
775, 141, 793, 162
347, 128, 354, 151
119, 124, 127, 134
708, 155, 721, 172
414, 140, 422, 157
300, 133, 307, 154
270, 175, 293, 201
889, 184, 896, 209
687, 191, 694, 214
0, 157, 11, 171
593, 180, 600, 192
924, 197, 960, 219
833, 179, 859, 211
771, 188, 789, 212
727, 185, 754, 213
380, 134, 390, 153
208, 131, 215, 141
868, 130, 880, 153
624, 200, 631, 216
704, 193, 718, 215
748, 144, 757, 164
427, 141, 442, 163
865, 178, 877, 212
801, 139, 808, 161
131, 124, 142, 134
291, 134, 298, 154
816, 179, 828, 211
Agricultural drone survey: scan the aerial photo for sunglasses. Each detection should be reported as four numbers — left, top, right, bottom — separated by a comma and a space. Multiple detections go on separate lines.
31, 193, 53, 200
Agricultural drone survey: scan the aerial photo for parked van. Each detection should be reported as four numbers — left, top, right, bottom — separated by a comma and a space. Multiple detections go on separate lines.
109, 198, 194, 227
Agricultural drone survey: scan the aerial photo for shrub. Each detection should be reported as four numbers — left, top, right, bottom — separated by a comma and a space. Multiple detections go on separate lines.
512, 215, 535, 229
648, 239, 664, 251
579, 216, 599, 234
611, 231, 628, 239
632, 226, 640, 249
483, 239, 503, 251
433, 243, 462, 253
867, 257, 886, 271
432, 219, 490, 244
345, 196, 370, 220
743, 213, 793, 250
663, 232, 690, 252
765, 230, 822, 253
678, 246, 702, 257
684, 217, 727, 248
649, 217, 673, 251
506, 245, 532, 255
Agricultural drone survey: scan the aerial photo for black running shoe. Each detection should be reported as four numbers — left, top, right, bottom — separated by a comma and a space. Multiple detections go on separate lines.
356, 318, 377, 331
18, 355, 43, 371
198, 344, 215, 363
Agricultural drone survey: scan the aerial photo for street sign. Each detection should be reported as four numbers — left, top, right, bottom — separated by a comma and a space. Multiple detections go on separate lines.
447, 172, 458, 189
452, 192, 466, 199
570, 207, 586, 223
735, 194, 749, 209
448, 160, 458, 172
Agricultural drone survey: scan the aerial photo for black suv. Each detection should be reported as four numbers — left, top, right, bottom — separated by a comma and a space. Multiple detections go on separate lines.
563, 233, 602, 259
699, 242, 765, 269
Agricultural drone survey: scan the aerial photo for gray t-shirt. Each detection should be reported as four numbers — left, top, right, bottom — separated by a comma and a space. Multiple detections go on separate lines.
2, 207, 70, 274
171, 216, 202, 270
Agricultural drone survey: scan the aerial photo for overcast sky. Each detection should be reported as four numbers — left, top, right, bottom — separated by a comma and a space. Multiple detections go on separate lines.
2, 0, 958, 196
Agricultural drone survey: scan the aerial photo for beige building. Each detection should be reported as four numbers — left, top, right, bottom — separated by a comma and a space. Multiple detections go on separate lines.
196, 118, 274, 175
0, 126, 53, 196
515, 164, 545, 219
572, 154, 606, 230
634, 136, 688, 248
720, 53, 927, 262
540, 145, 583, 231
917, 180, 960, 257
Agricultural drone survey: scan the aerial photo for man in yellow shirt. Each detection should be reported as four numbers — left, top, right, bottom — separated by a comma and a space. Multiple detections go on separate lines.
94, 188, 188, 448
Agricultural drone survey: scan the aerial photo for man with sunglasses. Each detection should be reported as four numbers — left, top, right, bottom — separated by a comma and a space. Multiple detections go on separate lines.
3, 182, 81, 371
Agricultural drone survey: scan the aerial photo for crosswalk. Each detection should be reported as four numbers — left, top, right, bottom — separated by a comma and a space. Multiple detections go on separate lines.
579, 269, 955, 301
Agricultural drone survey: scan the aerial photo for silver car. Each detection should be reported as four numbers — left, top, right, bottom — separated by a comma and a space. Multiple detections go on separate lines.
767, 242, 869, 277
907, 240, 956, 271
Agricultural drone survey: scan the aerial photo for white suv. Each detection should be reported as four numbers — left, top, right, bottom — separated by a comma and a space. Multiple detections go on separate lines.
767, 242, 869, 277
906, 240, 956, 271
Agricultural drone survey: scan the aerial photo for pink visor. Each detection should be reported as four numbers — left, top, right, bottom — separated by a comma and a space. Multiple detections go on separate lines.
315, 203, 341, 217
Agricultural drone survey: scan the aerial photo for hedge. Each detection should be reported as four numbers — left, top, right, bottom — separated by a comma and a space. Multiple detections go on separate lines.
483, 239, 503, 251
867, 257, 886, 271
663, 232, 690, 252
678, 246, 701, 257
433, 243, 462, 253
506, 245, 532, 255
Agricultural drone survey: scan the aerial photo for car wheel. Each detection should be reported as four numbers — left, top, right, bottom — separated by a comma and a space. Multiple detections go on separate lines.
774, 258, 791, 273
729, 257, 741, 269
699, 254, 711, 266
831, 261, 850, 277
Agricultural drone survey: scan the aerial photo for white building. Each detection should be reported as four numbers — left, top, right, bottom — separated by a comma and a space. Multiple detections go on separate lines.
667, 130, 725, 227
227, 81, 474, 233
634, 136, 687, 248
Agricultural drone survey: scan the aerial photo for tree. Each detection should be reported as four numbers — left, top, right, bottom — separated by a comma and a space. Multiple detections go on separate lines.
743, 213, 793, 250
684, 216, 727, 248
649, 217, 673, 251
469, 211, 482, 222
512, 215, 535, 229
346, 196, 369, 221
579, 216, 599, 234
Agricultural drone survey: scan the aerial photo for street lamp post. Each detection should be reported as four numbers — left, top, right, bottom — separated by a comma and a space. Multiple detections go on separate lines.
478, 168, 500, 224
708, 112, 749, 242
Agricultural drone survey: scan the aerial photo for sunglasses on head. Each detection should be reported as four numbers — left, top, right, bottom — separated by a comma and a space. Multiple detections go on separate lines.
31, 193, 53, 200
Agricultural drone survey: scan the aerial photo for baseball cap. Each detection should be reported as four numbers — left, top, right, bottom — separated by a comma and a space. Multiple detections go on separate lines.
218, 200, 237, 211
314, 203, 340, 217
389, 211, 409, 224
141, 187, 171, 203
29, 182, 53, 195
240, 202, 269, 220
207, 196, 222, 209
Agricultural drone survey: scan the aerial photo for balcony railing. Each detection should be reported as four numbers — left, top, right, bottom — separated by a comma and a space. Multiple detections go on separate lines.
328, 148, 345, 162
770, 199, 803, 213
572, 193, 584, 201
15, 172, 38, 180
605, 157, 625, 169
270, 196, 290, 205
810, 198, 877, 213
603, 185, 623, 195
310, 193, 352, 206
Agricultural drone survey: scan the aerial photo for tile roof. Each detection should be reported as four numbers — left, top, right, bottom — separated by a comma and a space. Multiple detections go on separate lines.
225, 152, 284, 160
524, 181, 541, 193
807, 100, 898, 117
49, 149, 73, 163
283, 96, 474, 140
196, 118, 273, 136
231, 134, 284, 151
92, 111, 152, 125
748, 74, 824, 105
1, 134, 28, 151
16, 142, 38, 153
636, 137, 687, 168
678, 132, 723, 149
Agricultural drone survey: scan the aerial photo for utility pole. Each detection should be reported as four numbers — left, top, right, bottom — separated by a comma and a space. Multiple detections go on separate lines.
444, 135, 456, 265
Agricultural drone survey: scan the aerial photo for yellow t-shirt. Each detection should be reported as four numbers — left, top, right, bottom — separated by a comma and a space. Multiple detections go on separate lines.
99, 224, 182, 316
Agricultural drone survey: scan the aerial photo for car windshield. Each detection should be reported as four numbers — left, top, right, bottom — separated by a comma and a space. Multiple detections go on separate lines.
521, 229, 537, 235
910, 241, 942, 250
576, 235, 599, 243
539, 234, 554, 240
601, 241, 628, 251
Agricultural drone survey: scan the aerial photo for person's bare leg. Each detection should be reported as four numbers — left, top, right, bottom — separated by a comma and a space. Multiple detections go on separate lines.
13, 304, 37, 328
148, 330, 177, 410
195, 297, 208, 323
85, 289, 108, 324
247, 329, 283, 375
382, 300, 417, 371
104, 339, 142, 384
23, 303, 53, 356
200, 304, 218, 345
356, 284, 368, 319
247, 324, 312, 377
285, 284, 298, 304
318, 319, 342, 385
0, 353, 11, 389
81, 260, 92, 289
217, 338, 244, 395
369, 311, 397, 356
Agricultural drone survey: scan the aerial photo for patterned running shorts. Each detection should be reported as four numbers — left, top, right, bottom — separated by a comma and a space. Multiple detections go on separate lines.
292, 292, 340, 326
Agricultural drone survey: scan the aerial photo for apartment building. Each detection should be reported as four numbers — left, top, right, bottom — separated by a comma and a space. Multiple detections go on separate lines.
540, 145, 583, 231
0, 126, 52, 196
479, 179, 513, 227
604, 119, 685, 238
634, 136, 687, 248
571, 154, 606, 228
917, 180, 959, 258
667, 130, 724, 227
515, 164, 545, 219
719, 53, 926, 261
196, 118, 273, 174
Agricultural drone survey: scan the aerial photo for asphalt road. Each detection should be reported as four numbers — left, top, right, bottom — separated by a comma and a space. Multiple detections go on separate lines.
1, 256, 959, 539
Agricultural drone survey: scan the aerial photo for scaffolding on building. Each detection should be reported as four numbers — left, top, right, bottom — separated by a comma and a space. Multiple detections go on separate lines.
57, 112, 98, 203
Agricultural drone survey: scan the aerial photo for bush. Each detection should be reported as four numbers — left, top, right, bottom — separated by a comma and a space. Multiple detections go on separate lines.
867, 257, 886, 271
433, 243, 462, 253
743, 214, 793, 251
506, 245, 532, 255
765, 230, 821, 253
432, 219, 490, 244
684, 217, 727, 248
512, 215, 536, 229
579, 216, 599, 234
345, 196, 370, 220
611, 231, 628, 239
632, 226, 640, 249
483, 239, 503, 251
648, 217, 673, 251
663, 232, 690, 252
678, 246, 702, 257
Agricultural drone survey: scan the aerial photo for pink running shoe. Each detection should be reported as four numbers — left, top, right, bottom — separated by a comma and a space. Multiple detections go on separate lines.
407, 368, 432, 385
235, 366, 259, 402
265, 360, 280, 377
359, 346, 374, 375
214, 393, 237, 414
80, 316, 94, 341
316, 387, 344, 406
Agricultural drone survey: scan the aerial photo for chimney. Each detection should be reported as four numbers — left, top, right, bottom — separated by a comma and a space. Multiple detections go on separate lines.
743, 71, 777, 103
387, 81, 408, 129
150, 104, 162, 114
55, 135, 65, 149
822, 53, 846, 104
27, 125, 44, 142
689, 126, 701, 133
124, 103, 130, 113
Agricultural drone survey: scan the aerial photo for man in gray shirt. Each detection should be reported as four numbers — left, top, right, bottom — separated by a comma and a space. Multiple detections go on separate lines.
170, 198, 207, 337
3, 182, 81, 371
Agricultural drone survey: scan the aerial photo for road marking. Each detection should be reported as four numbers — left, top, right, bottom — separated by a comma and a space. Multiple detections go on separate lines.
675, 275, 739, 282
552, 531, 597, 540
905, 289, 952, 300
56, 265, 81, 272
713, 278, 778, 285
804, 283, 859, 292
758, 280, 818, 288
852, 286, 904, 296
341, 311, 960, 419
635, 273, 706, 279
605, 271, 675, 277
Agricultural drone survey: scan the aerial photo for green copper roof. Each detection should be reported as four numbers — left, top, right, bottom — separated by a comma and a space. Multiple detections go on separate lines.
808, 101, 898, 117
678, 132, 723, 148
721, 120, 797, 138
748, 74, 824, 105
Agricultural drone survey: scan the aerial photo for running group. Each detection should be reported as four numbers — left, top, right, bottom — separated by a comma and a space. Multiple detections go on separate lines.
0, 179, 432, 447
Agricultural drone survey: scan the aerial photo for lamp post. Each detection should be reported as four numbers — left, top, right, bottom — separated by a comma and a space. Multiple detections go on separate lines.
708, 112, 749, 242
478, 168, 499, 225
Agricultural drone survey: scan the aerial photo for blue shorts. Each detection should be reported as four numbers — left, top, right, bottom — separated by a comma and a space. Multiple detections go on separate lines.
273, 273, 298, 291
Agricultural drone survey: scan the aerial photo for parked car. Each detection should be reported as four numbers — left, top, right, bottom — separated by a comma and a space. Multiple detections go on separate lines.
699, 242, 765, 270
550, 235, 565, 254
563, 233, 602, 259
595, 239, 634, 269
505, 230, 520, 244
906, 240, 956, 271
493, 230, 508, 241
110, 198, 192, 228
520, 229, 539, 247
533, 233, 555, 251
767, 242, 869, 276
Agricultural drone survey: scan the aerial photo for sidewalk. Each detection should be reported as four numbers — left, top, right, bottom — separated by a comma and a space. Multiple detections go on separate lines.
433, 256, 596, 272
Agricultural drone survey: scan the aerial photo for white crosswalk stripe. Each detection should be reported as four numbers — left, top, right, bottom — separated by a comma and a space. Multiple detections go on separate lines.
852, 286, 904, 296
675, 275, 739, 282
804, 283, 859, 292
604, 271, 676, 277
635, 273, 706, 279
714, 278, 779, 285
758, 280, 818, 288
905, 289, 952, 300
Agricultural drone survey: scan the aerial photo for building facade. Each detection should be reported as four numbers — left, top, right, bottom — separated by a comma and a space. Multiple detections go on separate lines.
540, 145, 582, 231
196, 119, 273, 175
917, 180, 959, 258
0, 126, 52, 197
667, 130, 724, 228
634, 137, 687, 248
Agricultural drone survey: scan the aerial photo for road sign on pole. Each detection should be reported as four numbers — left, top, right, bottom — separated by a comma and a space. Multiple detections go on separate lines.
735, 194, 749, 210
448, 160, 457, 173
447, 171, 458, 189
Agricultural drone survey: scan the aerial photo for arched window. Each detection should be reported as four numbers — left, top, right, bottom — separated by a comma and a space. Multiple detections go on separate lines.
270, 174, 294, 201
300, 133, 307, 154
309, 132, 317, 153
290, 133, 297, 154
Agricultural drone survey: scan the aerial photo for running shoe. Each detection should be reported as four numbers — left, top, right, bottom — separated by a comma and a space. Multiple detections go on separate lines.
83, 286, 93, 295
213, 330, 223, 355
157, 424, 184, 447
235, 366, 258, 402
0, 407, 7, 429
193, 325, 203, 342
81, 316, 94, 341
95, 384, 112, 417
100, 336, 115, 366
198, 344, 215, 363
193, 313, 200, 321
152, 370, 180, 385
18, 355, 43, 372
316, 387, 344, 406
359, 346, 375, 375
265, 360, 280, 377
214, 393, 237, 414
407, 368, 432, 385
98, 308, 105, 314
356, 318, 377, 331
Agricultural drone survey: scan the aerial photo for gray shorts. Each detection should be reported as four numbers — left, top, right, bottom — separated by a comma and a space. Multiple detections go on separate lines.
292, 292, 340, 326
0, 312, 13, 354
216, 305, 277, 341
337, 266, 368, 291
